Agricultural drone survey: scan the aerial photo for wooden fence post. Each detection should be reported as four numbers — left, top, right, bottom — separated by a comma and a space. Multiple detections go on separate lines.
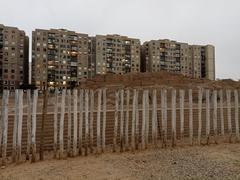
179, 90, 185, 140
189, 89, 193, 145
67, 90, 72, 157
85, 89, 89, 156
142, 90, 146, 150
31, 90, 38, 162
131, 89, 136, 151
40, 86, 48, 161
226, 89, 232, 142
198, 88, 203, 145
26, 90, 32, 160
113, 90, 119, 152
53, 89, 59, 158
59, 89, 66, 159
161, 89, 167, 148
97, 89, 102, 154
73, 89, 78, 156
12, 89, 19, 162
219, 90, 225, 136
102, 88, 107, 152
135, 90, 139, 150
206, 89, 210, 144
152, 89, 157, 146
89, 89, 94, 154
120, 89, 124, 152
1, 90, 9, 166
213, 90, 218, 143
171, 89, 176, 147
145, 89, 149, 148
79, 89, 83, 155
234, 90, 239, 141
0, 94, 2, 156
17, 90, 23, 162
125, 89, 130, 150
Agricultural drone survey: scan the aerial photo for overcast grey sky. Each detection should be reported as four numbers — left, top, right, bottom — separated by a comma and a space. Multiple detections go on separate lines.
0, 0, 239, 79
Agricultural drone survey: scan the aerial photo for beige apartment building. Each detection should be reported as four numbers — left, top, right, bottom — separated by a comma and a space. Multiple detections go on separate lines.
0, 24, 29, 91
94, 34, 141, 75
32, 28, 95, 90
141, 39, 215, 80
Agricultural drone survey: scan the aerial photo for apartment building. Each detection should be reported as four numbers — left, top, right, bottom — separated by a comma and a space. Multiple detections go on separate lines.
0, 24, 29, 91
94, 34, 141, 75
32, 28, 95, 90
141, 39, 215, 80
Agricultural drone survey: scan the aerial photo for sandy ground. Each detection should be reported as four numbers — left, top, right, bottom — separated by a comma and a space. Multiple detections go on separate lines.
1, 143, 240, 180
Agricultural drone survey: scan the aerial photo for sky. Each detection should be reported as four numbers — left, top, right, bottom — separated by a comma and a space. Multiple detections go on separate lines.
0, 0, 239, 79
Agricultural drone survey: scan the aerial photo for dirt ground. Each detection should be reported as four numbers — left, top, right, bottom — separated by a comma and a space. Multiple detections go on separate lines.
1, 143, 240, 180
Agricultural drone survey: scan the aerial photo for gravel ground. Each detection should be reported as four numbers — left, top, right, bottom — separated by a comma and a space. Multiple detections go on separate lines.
1, 143, 240, 180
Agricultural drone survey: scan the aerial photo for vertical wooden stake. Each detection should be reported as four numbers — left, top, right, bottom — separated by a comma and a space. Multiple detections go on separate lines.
73, 89, 78, 156
226, 89, 232, 142
53, 89, 59, 158
125, 89, 130, 151
31, 90, 38, 162
131, 89, 136, 151
1, 90, 9, 166
102, 88, 107, 152
152, 89, 157, 147
145, 90, 149, 148
12, 90, 19, 162
141, 90, 146, 150
113, 90, 119, 152
213, 90, 218, 143
40, 86, 48, 161
179, 90, 185, 140
79, 89, 83, 155
59, 89, 66, 159
206, 89, 210, 144
198, 88, 203, 145
67, 90, 72, 157
219, 90, 224, 136
171, 89, 176, 147
120, 89, 124, 152
161, 89, 167, 148
89, 89, 94, 154
135, 90, 139, 150
85, 89, 89, 156
234, 90, 239, 141
0, 94, 2, 156
97, 89, 102, 154
189, 89, 193, 145
26, 90, 32, 160
17, 90, 23, 162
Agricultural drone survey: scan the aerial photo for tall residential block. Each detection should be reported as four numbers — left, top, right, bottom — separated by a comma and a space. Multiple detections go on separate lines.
94, 34, 141, 75
0, 24, 29, 91
141, 39, 215, 80
32, 28, 95, 90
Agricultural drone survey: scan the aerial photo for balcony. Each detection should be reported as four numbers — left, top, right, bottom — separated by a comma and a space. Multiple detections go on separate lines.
48, 44, 55, 49
70, 51, 78, 56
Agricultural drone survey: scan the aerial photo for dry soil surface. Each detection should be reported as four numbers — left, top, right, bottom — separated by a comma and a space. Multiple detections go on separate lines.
1, 143, 240, 180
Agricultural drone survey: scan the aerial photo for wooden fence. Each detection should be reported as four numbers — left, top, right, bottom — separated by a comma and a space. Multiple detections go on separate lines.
0, 87, 240, 166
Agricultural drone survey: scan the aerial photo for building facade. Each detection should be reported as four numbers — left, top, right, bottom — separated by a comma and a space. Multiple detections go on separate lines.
141, 39, 215, 80
94, 34, 141, 75
32, 28, 95, 90
0, 24, 29, 91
